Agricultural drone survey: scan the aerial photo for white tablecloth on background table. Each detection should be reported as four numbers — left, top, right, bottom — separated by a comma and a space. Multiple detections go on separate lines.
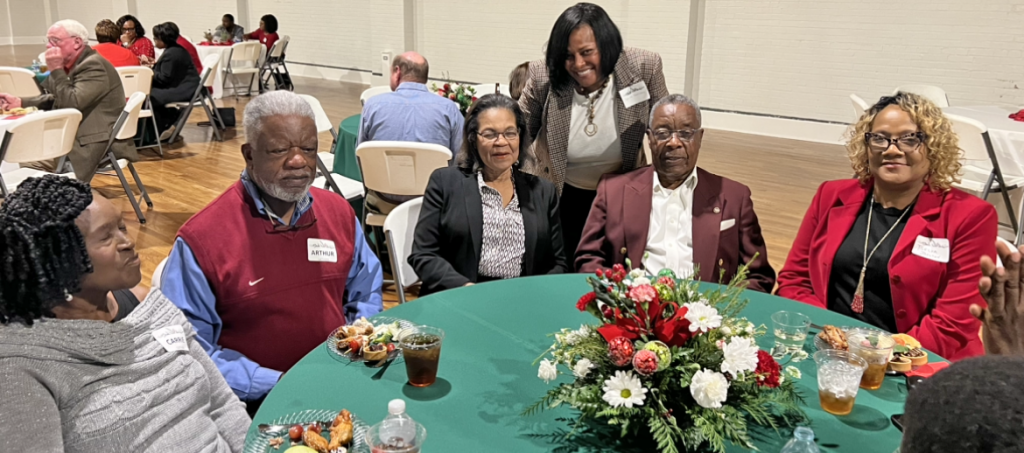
195, 44, 265, 100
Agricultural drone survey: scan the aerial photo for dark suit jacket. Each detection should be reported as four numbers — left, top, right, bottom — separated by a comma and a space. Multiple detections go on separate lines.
409, 166, 569, 296
776, 180, 996, 360
519, 47, 669, 192
22, 46, 137, 182
576, 166, 775, 292
151, 46, 200, 100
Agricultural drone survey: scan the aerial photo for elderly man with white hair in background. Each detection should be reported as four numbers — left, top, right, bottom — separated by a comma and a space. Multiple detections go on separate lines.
0, 19, 137, 182
161, 91, 383, 414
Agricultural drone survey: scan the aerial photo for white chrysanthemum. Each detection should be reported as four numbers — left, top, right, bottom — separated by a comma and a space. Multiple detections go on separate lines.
538, 359, 557, 383
690, 369, 730, 409
573, 358, 595, 378
684, 302, 722, 333
720, 337, 759, 376
631, 276, 651, 287
785, 366, 802, 380
602, 370, 648, 408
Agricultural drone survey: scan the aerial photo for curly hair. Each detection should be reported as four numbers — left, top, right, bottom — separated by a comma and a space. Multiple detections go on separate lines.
0, 176, 93, 324
116, 14, 145, 38
847, 92, 961, 191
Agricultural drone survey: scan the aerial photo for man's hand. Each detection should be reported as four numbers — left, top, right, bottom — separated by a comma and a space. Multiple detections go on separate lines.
0, 93, 22, 110
44, 47, 63, 73
974, 240, 1024, 355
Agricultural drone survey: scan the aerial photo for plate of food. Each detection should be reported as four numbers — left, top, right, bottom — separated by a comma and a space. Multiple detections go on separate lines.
889, 333, 928, 372
0, 106, 38, 120
326, 316, 413, 364
245, 408, 368, 453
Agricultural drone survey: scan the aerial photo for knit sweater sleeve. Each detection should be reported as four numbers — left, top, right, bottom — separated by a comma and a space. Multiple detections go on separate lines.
187, 333, 251, 451
0, 362, 64, 451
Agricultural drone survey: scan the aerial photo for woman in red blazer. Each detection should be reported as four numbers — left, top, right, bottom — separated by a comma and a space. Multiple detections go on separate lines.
777, 92, 996, 361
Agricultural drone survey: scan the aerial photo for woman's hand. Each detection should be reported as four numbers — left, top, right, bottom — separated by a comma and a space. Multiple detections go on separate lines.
975, 240, 1024, 355
139, 55, 154, 67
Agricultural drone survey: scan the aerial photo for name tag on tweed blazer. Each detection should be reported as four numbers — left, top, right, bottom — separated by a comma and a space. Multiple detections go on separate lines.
619, 81, 651, 109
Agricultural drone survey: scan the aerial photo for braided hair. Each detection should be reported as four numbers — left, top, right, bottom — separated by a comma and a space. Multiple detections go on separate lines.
0, 175, 93, 324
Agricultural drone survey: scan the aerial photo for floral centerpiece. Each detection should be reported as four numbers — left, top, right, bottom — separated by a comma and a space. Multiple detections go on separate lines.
431, 81, 476, 115
526, 262, 806, 453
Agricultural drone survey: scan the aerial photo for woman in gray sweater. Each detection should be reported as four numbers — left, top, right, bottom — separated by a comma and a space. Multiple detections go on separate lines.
0, 176, 250, 452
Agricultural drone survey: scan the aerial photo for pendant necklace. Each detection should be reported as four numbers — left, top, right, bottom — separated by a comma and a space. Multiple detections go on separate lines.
851, 196, 912, 313
582, 77, 610, 137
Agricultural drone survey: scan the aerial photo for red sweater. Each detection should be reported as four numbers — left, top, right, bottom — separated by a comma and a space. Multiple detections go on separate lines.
249, 29, 279, 50
93, 43, 139, 67
177, 181, 356, 372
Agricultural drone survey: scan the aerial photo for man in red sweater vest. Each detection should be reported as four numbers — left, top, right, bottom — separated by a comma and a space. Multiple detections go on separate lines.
161, 91, 383, 409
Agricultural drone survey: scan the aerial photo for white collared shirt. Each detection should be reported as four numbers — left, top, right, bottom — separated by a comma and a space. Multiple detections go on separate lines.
565, 74, 621, 190
643, 168, 698, 278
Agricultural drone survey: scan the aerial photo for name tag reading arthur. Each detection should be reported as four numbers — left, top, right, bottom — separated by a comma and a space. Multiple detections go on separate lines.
308, 238, 338, 263
151, 325, 188, 353
619, 81, 651, 109
912, 236, 950, 263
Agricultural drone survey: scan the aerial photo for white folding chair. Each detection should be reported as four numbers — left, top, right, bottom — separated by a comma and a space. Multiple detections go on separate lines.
359, 86, 392, 106
223, 41, 263, 100
470, 83, 510, 97
166, 54, 226, 143
297, 94, 364, 200
0, 67, 41, 97
894, 85, 950, 108
948, 113, 1024, 243
117, 66, 162, 156
356, 141, 451, 229
152, 256, 168, 289
96, 92, 153, 223
259, 35, 291, 92
849, 94, 868, 122
383, 197, 423, 304
0, 109, 81, 197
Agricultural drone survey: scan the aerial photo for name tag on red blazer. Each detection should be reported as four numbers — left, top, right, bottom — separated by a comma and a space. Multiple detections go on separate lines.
912, 236, 950, 263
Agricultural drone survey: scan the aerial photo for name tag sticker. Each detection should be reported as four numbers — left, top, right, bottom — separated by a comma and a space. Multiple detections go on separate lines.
152, 325, 188, 353
619, 81, 651, 109
308, 238, 338, 263
912, 236, 950, 263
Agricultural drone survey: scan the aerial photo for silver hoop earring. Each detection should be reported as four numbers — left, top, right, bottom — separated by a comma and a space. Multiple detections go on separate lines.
64, 290, 73, 302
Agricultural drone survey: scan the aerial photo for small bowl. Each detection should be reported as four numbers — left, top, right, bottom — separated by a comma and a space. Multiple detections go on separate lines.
910, 351, 928, 367
889, 357, 912, 373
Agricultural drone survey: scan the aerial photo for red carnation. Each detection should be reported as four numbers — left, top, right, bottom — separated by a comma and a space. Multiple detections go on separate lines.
632, 349, 659, 376
656, 276, 676, 289
755, 350, 782, 388
628, 284, 658, 303
576, 292, 597, 312
608, 336, 635, 367
443, 83, 451, 91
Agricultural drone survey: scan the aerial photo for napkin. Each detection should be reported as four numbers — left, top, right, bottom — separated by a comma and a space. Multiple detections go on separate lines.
905, 361, 949, 379
1009, 109, 1024, 122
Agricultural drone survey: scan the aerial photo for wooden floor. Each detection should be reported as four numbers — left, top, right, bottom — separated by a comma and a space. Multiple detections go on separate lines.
1, 44, 853, 305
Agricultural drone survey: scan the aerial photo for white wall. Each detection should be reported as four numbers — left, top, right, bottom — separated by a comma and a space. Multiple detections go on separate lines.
8, 0, 46, 44
55, 0, 112, 38
0, 0, 12, 45
136, 1, 237, 44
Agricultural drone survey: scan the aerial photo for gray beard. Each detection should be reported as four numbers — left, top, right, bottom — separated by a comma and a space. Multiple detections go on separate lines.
251, 171, 312, 203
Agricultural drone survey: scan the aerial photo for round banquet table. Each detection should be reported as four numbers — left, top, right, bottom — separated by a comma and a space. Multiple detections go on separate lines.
331, 113, 362, 181
248, 275, 932, 452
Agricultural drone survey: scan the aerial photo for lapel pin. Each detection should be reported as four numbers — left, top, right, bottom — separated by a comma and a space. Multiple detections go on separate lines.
620, 247, 628, 255
713, 207, 721, 214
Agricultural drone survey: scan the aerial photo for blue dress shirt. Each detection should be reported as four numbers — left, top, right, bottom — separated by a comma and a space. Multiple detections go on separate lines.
358, 82, 465, 154
161, 172, 383, 401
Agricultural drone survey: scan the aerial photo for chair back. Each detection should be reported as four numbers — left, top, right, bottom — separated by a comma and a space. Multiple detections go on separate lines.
152, 257, 168, 289
356, 141, 452, 196
0, 66, 41, 97
201, 53, 221, 88
894, 84, 950, 108
946, 113, 991, 162
360, 85, 392, 106
228, 41, 263, 69
849, 93, 868, 121
114, 92, 147, 140
470, 83, 510, 97
383, 197, 424, 289
268, 36, 288, 59
297, 94, 334, 135
279, 35, 291, 56
0, 109, 82, 163
117, 66, 154, 96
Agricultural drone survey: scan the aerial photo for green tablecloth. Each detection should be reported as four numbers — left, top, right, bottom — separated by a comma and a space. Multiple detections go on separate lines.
249, 275, 927, 452
332, 113, 362, 181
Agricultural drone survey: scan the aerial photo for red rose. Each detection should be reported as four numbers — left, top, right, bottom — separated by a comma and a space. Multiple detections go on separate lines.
632, 349, 659, 376
628, 284, 658, 303
653, 304, 692, 347
608, 336, 635, 367
443, 83, 451, 90
576, 292, 597, 312
601, 305, 614, 319
472, 96, 478, 102
656, 276, 676, 289
755, 350, 781, 388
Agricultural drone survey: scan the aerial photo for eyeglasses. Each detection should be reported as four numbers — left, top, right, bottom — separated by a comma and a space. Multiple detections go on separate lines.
46, 36, 75, 45
477, 130, 520, 142
865, 132, 925, 153
121, 26, 136, 32
652, 129, 701, 143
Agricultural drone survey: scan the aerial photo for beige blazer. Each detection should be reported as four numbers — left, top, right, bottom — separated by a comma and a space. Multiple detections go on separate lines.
519, 46, 669, 193
23, 46, 138, 182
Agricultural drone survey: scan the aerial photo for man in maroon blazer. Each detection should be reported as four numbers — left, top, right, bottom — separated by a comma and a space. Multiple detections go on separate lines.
575, 94, 775, 292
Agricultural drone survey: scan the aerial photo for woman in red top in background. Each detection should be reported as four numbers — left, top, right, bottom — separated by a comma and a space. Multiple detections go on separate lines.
776, 92, 997, 361
116, 15, 155, 64
244, 14, 279, 50
92, 19, 138, 67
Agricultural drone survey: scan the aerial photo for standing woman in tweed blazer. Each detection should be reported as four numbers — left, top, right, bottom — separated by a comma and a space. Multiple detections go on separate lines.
519, 2, 668, 254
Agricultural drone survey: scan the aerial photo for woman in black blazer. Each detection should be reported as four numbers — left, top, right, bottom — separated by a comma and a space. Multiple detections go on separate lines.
148, 22, 200, 137
410, 94, 568, 296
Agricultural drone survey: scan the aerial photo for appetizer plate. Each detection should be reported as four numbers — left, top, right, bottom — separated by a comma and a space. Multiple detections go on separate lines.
245, 409, 369, 453
326, 316, 414, 363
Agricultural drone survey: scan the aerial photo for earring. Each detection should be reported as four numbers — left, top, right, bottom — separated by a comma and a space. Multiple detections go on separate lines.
64, 290, 73, 302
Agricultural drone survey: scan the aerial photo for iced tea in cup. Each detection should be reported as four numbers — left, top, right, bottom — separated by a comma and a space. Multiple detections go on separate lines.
399, 326, 445, 387
814, 350, 867, 416
846, 329, 894, 390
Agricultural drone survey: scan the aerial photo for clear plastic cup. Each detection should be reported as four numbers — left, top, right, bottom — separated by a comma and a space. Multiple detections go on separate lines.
366, 420, 427, 453
398, 326, 445, 387
771, 311, 811, 358
845, 328, 894, 390
814, 349, 868, 416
